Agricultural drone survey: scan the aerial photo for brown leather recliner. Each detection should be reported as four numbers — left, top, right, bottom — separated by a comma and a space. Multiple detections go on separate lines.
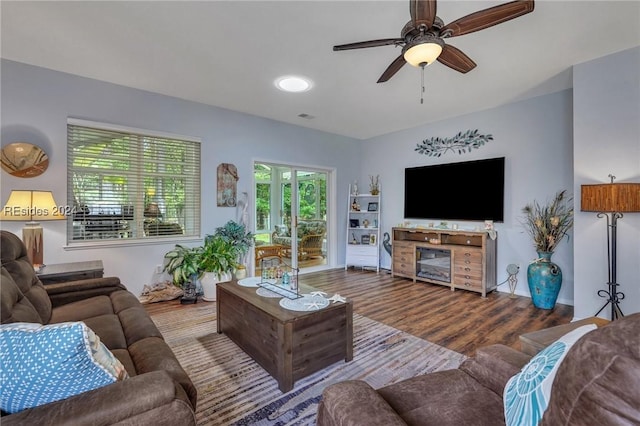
0, 230, 197, 425
317, 312, 640, 425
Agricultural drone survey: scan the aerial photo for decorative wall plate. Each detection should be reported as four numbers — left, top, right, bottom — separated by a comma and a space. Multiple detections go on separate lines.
1, 142, 49, 177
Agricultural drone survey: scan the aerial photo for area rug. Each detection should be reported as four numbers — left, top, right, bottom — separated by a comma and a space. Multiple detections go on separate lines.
150, 302, 467, 425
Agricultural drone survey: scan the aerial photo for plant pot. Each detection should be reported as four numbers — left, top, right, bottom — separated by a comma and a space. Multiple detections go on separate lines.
201, 271, 232, 302
235, 265, 247, 280
527, 251, 562, 310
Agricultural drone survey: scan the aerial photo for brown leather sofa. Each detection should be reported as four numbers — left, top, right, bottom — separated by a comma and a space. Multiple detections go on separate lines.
318, 312, 640, 426
0, 230, 197, 425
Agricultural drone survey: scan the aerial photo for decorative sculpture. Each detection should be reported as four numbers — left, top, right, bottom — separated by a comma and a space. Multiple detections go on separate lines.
415, 129, 493, 157
383, 232, 392, 256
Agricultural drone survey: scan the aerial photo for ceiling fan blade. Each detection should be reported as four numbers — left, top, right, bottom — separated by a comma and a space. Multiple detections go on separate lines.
441, 0, 534, 37
333, 38, 404, 51
410, 0, 437, 28
437, 44, 476, 73
377, 54, 407, 83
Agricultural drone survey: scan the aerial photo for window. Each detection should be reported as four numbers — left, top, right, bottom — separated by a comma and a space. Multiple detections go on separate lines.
67, 119, 201, 243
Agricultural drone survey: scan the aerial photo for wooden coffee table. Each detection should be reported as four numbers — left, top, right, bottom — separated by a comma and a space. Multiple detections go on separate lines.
216, 280, 353, 392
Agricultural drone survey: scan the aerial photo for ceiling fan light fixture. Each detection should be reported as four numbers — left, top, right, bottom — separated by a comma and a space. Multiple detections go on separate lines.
403, 36, 444, 68
274, 75, 313, 93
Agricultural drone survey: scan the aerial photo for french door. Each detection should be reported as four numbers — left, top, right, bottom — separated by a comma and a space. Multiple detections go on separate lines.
254, 162, 329, 272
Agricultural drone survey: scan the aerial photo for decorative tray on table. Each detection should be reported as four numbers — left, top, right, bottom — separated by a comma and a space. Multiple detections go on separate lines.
257, 281, 301, 300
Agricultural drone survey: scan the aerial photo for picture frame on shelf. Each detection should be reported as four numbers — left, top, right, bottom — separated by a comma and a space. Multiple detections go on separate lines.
369, 234, 377, 245
361, 235, 370, 245
367, 202, 378, 212
349, 219, 360, 228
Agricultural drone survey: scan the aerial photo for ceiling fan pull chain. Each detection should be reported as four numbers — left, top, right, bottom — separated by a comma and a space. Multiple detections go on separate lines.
420, 65, 425, 104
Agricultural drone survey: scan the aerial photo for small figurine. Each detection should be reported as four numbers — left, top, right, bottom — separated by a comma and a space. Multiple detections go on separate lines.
352, 198, 359, 211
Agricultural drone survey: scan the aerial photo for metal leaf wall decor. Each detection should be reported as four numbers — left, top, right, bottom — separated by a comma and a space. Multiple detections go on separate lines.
415, 129, 493, 157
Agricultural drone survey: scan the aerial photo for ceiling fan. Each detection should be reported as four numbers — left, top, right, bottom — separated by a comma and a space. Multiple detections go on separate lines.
333, 0, 534, 83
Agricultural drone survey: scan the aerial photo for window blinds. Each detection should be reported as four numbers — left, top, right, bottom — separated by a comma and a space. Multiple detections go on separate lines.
67, 120, 201, 243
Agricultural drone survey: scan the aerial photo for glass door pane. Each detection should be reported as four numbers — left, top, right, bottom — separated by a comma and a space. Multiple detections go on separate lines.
293, 168, 327, 270
254, 163, 272, 245
254, 162, 328, 275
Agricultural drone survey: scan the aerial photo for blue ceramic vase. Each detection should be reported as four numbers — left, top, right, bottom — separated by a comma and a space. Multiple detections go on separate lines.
527, 251, 562, 309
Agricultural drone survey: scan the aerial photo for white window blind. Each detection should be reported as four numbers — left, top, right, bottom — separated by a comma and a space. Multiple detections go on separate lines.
67, 120, 201, 243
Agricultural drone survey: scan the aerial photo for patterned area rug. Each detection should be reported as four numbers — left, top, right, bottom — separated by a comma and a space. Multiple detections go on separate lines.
150, 302, 467, 425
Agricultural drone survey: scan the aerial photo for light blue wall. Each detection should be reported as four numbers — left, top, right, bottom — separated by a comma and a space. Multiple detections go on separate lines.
357, 46, 639, 318
1, 59, 362, 297
573, 46, 640, 319
361, 90, 575, 304
2, 46, 638, 318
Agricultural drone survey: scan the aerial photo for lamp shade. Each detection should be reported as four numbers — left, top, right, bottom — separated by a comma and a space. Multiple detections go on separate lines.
581, 183, 640, 213
0, 190, 65, 221
403, 36, 444, 67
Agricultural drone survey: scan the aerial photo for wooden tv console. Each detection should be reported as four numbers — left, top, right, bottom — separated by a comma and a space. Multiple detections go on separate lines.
391, 227, 497, 297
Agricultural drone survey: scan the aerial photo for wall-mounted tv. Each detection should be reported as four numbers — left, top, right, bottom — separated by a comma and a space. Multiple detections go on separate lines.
404, 157, 505, 222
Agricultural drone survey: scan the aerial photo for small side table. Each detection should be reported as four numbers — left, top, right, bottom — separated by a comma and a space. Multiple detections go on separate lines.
519, 316, 610, 356
37, 260, 104, 285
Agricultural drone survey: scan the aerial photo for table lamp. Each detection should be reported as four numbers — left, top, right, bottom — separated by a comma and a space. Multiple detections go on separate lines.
581, 175, 640, 320
0, 190, 65, 266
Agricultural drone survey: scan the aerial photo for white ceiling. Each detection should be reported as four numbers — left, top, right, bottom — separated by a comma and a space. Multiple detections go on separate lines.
2, 1, 639, 140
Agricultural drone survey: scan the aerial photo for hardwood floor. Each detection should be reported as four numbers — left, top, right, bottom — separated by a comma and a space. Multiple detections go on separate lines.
145, 267, 574, 357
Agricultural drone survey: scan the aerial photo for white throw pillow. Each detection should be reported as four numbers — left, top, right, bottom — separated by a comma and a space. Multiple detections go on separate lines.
503, 324, 597, 426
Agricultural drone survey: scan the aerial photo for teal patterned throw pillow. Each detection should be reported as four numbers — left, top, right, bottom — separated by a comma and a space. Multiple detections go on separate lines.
503, 324, 596, 426
0, 321, 129, 414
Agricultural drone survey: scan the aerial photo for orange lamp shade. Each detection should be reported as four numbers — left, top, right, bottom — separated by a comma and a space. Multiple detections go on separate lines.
581, 183, 640, 213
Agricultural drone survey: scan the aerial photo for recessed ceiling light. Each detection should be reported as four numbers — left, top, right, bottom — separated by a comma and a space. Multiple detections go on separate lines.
274, 75, 313, 93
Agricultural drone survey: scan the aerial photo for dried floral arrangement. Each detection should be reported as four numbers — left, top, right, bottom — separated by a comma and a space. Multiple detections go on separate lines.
520, 190, 574, 253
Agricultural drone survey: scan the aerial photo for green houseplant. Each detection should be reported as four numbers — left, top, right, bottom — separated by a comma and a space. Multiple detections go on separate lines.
199, 234, 239, 301
163, 244, 202, 288
199, 234, 238, 279
214, 220, 255, 268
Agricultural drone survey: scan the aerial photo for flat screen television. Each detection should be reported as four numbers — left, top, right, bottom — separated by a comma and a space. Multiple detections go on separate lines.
404, 157, 505, 222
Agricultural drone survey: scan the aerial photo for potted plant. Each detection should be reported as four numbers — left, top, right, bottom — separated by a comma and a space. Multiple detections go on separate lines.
198, 234, 238, 301
163, 244, 201, 287
163, 244, 202, 303
214, 220, 255, 275
520, 189, 574, 309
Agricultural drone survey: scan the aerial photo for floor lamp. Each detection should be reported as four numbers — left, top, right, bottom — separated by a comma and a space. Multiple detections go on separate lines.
0, 190, 65, 266
581, 177, 640, 320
